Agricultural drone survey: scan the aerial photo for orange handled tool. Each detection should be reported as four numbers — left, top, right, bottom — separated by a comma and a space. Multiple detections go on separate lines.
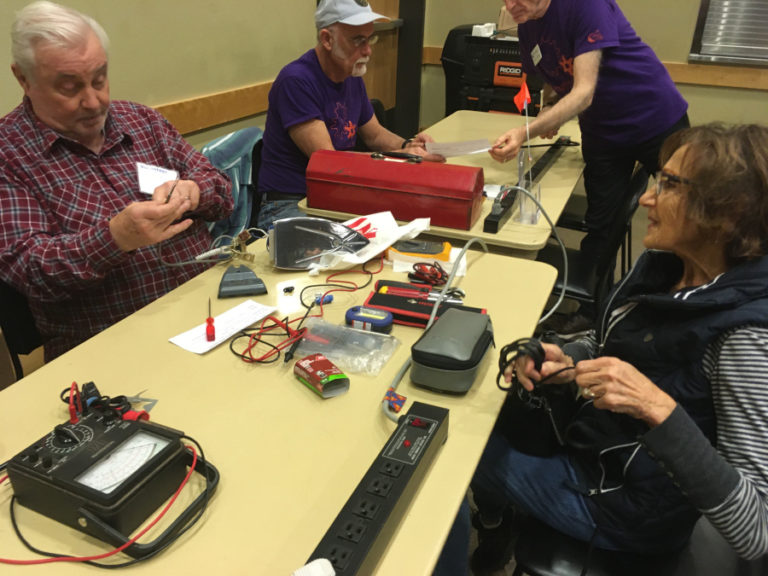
206, 297, 215, 342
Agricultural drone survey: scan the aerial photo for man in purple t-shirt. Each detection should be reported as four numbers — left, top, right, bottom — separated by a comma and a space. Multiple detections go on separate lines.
491, 0, 689, 335
257, 0, 439, 229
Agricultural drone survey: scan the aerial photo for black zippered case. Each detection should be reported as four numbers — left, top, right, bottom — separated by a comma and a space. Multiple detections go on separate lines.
410, 308, 494, 394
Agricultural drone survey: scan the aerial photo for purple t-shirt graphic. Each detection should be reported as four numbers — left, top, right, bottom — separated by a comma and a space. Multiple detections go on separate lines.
259, 49, 374, 196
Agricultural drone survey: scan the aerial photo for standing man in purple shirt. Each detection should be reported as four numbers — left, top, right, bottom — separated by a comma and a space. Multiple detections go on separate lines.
0, 1, 232, 361
257, 0, 440, 230
491, 0, 689, 336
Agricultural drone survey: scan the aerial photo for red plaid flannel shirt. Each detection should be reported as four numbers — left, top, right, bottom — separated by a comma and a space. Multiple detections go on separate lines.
0, 99, 233, 360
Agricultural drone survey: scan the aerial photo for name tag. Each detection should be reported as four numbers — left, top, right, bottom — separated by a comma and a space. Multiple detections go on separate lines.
136, 162, 179, 195
531, 44, 542, 67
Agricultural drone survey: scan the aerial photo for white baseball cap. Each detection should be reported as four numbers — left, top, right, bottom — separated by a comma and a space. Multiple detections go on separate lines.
315, 0, 390, 30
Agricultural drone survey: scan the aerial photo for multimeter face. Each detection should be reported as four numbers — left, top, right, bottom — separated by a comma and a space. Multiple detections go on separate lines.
74, 430, 171, 494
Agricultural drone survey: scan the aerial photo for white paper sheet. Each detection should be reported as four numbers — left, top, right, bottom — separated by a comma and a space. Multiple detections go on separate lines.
425, 139, 492, 158
484, 184, 503, 199
136, 162, 178, 195
169, 299, 276, 354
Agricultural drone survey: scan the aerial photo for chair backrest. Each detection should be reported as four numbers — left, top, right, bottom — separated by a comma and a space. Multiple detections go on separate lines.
250, 138, 264, 227
595, 164, 649, 279
513, 515, 768, 576
201, 126, 263, 240
587, 164, 649, 307
0, 281, 43, 381
353, 98, 388, 152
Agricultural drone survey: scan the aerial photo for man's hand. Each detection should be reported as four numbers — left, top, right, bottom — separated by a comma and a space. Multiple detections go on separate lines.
152, 179, 201, 210
393, 131, 442, 163
575, 357, 677, 427
109, 191, 194, 252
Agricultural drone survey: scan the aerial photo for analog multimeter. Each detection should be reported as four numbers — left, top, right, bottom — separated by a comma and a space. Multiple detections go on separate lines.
345, 305, 394, 333
8, 412, 190, 542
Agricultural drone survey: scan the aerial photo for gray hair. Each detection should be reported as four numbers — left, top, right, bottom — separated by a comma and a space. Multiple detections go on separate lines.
11, 1, 110, 77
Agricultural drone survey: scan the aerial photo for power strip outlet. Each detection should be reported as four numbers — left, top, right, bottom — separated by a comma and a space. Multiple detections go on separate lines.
306, 401, 449, 575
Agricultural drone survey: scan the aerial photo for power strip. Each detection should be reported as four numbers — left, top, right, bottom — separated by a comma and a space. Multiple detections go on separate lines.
483, 136, 569, 234
306, 402, 449, 575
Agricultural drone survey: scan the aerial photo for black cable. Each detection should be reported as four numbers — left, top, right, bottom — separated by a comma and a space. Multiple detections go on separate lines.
8, 435, 211, 569
496, 337, 576, 392
297, 257, 377, 309
231, 258, 378, 363
228, 317, 292, 364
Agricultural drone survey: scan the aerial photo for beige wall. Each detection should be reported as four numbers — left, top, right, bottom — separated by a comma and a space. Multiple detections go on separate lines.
1, 0, 765, 147
0, 0, 318, 147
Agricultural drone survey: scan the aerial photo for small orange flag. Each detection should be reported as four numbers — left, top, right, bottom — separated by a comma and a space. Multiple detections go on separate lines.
514, 80, 532, 113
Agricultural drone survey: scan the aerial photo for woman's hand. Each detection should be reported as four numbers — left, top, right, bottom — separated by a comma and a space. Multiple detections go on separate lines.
505, 342, 575, 391
574, 357, 677, 427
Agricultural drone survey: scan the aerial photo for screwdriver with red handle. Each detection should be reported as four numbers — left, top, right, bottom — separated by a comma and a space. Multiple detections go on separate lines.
206, 297, 216, 342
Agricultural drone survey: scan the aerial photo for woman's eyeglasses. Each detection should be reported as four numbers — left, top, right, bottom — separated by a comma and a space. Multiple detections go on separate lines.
654, 171, 694, 196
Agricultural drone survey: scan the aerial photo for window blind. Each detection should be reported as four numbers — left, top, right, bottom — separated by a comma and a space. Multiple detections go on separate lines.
689, 0, 768, 66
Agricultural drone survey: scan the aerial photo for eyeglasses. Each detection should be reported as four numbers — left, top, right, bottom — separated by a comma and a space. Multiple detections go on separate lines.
654, 171, 694, 197
351, 33, 378, 47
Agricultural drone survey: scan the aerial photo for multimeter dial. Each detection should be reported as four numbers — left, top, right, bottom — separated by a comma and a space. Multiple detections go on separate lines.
45, 424, 94, 454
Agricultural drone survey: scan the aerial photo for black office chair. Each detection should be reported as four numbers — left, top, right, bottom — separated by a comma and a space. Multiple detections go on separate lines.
556, 179, 638, 278
353, 98, 389, 153
536, 165, 649, 314
0, 281, 43, 381
512, 515, 768, 576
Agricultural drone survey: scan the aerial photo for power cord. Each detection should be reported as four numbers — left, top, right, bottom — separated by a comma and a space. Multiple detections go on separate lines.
382, 237, 489, 422
159, 227, 268, 267
497, 185, 569, 325
380, 181, 567, 421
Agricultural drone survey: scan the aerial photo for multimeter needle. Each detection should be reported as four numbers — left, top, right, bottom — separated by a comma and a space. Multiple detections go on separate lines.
206, 297, 215, 342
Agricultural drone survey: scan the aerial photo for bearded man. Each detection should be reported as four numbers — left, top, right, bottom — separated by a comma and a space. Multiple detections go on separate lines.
256, 0, 439, 229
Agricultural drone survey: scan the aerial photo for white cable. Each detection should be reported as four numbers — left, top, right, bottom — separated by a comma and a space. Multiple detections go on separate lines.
195, 246, 232, 260
379, 187, 566, 421
499, 186, 568, 324
381, 238, 489, 422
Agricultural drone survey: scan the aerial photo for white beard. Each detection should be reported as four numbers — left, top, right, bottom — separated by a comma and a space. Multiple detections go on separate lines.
352, 59, 369, 77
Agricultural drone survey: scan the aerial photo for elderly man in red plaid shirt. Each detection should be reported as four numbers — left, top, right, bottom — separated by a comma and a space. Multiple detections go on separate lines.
0, 1, 232, 361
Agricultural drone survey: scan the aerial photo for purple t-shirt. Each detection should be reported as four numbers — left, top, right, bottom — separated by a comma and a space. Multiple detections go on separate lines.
259, 49, 374, 196
518, 0, 687, 148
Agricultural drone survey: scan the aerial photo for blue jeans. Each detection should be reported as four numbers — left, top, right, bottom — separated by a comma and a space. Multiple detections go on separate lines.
255, 199, 305, 231
471, 432, 598, 540
435, 432, 621, 575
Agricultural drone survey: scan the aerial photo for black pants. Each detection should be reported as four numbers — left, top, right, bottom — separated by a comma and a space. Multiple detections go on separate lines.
579, 113, 690, 294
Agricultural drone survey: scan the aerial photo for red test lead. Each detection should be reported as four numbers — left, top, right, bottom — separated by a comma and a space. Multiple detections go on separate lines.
206, 297, 215, 342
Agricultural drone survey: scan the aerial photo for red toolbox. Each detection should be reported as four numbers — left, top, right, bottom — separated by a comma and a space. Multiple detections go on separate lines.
306, 150, 484, 230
